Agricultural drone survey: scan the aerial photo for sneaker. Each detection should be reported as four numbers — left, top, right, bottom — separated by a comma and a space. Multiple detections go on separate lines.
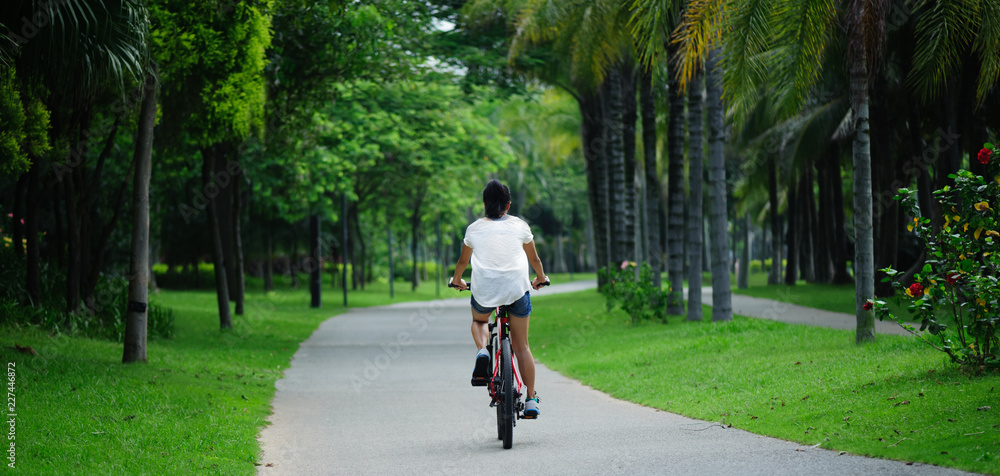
524, 396, 540, 418
471, 349, 490, 386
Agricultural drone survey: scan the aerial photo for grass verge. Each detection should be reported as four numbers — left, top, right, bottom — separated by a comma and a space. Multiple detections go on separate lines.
530, 289, 999, 474
0, 271, 591, 474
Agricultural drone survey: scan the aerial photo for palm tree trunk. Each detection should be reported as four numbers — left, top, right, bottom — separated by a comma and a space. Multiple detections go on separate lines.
666, 65, 687, 315
202, 146, 232, 329
622, 62, 638, 262
706, 48, 732, 322
640, 67, 662, 295
686, 71, 705, 321
123, 70, 156, 363
607, 64, 627, 264
829, 143, 852, 284
784, 182, 798, 285
851, 60, 876, 343
768, 155, 782, 285
580, 92, 610, 285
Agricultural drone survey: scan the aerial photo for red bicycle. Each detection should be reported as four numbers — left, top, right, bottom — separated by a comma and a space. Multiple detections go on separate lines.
450, 280, 548, 449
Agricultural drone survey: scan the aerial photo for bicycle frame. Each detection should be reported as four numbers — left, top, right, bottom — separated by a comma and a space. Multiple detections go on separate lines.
487, 304, 522, 410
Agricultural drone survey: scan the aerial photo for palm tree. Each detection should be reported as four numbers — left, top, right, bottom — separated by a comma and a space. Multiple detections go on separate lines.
686, 70, 705, 321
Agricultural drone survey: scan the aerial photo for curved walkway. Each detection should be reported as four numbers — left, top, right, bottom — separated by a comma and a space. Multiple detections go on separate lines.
257, 281, 970, 475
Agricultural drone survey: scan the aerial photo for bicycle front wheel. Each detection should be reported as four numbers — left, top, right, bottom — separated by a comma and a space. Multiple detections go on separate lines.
500, 338, 514, 449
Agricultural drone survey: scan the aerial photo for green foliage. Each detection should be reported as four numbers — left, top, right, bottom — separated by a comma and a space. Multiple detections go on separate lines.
873, 143, 1000, 370
599, 262, 671, 323
0, 68, 50, 175
150, 0, 272, 146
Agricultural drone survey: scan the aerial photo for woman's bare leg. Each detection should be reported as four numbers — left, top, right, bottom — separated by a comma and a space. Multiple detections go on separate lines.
509, 314, 535, 400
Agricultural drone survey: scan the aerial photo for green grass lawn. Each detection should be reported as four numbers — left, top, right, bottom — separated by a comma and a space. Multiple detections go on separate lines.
0, 271, 592, 474
530, 290, 1000, 474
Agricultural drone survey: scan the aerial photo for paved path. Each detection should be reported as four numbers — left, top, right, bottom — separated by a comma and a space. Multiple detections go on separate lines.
699, 286, 912, 336
258, 280, 969, 475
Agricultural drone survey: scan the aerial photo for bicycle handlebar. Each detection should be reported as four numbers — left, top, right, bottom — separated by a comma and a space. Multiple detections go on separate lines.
448, 278, 551, 291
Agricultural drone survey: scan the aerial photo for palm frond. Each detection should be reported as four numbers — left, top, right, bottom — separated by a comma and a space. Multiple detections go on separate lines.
720, 0, 777, 128
768, 0, 838, 119
906, 0, 978, 102
629, 0, 680, 71
972, 0, 1000, 105
670, 0, 726, 92
4, 0, 150, 99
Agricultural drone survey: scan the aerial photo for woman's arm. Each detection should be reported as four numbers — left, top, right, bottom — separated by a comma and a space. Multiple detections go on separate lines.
523, 240, 548, 289
450, 243, 473, 290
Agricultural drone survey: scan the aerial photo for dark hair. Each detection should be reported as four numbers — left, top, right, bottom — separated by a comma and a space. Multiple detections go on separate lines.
482, 179, 511, 219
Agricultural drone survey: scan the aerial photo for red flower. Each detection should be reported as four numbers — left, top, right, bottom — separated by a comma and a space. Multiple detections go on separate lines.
862, 301, 873, 311
978, 148, 992, 165
946, 272, 960, 285
907, 283, 924, 297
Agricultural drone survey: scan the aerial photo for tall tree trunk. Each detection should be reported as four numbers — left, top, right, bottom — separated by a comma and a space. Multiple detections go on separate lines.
784, 182, 798, 285
800, 170, 816, 283
231, 161, 245, 314
622, 62, 638, 263
641, 67, 663, 303
202, 146, 232, 329
309, 214, 321, 308
816, 156, 833, 283
666, 58, 687, 316
686, 71, 705, 321
829, 145, 852, 284
738, 213, 750, 289
768, 156, 782, 284
706, 48, 732, 322
123, 70, 156, 363
851, 60, 875, 343
607, 64, 628, 264
580, 91, 610, 285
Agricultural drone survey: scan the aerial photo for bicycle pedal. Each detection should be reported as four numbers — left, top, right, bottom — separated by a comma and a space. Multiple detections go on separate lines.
471, 377, 489, 387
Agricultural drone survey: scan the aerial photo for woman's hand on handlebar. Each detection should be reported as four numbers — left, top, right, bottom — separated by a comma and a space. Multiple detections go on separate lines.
449, 277, 468, 291
531, 276, 550, 290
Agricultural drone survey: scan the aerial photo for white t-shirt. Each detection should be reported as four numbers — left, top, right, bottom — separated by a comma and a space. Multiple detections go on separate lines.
463, 215, 534, 307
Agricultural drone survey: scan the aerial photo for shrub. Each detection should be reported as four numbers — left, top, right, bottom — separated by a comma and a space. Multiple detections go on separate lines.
599, 261, 672, 323
872, 142, 999, 370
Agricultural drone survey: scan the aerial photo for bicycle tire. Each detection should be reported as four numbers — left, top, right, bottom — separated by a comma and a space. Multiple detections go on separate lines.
500, 338, 514, 449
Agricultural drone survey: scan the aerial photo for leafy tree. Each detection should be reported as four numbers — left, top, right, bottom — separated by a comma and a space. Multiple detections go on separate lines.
150, 0, 272, 328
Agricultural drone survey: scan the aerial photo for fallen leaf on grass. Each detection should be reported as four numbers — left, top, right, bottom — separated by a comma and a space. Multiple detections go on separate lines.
978, 406, 991, 411
843, 416, 850, 421
801, 395, 810, 401
894, 400, 911, 406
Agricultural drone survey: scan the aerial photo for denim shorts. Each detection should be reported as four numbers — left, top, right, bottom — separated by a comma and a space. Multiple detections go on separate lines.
471, 291, 532, 318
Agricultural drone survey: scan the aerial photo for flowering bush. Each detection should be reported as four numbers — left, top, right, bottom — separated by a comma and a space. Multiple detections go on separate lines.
599, 261, 671, 323
872, 142, 999, 370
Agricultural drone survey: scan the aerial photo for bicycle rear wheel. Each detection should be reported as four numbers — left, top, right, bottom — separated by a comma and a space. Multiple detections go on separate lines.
500, 338, 514, 449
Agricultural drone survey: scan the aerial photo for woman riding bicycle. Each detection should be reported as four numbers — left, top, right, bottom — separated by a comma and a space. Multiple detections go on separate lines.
450, 179, 548, 418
